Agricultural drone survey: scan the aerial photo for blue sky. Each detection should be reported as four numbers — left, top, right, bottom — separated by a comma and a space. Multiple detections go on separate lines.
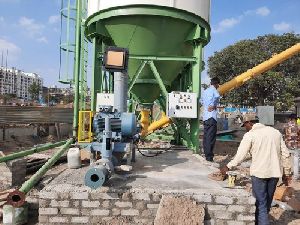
0, 0, 299, 87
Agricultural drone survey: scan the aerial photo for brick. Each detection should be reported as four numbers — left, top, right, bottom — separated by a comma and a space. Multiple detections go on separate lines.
39, 215, 49, 223
194, 194, 213, 203
91, 192, 118, 200
141, 209, 152, 217
39, 199, 49, 208
91, 209, 110, 216
39, 208, 58, 215
59, 192, 70, 199
81, 209, 90, 216
73, 201, 80, 207
122, 192, 132, 200
227, 221, 246, 225
39, 191, 58, 199
71, 216, 89, 223
214, 211, 233, 220
115, 201, 132, 208
132, 193, 150, 201
136, 201, 146, 210
71, 192, 89, 200
152, 194, 162, 202
228, 205, 246, 212
237, 215, 255, 221
112, 208, 121, 216
249, 206, 256, 213
50, 200, 69, 208
248, 197, 256, 205
147, 204, 159, 209
102, 200, 110, 208
49, 217, 69, 223
134, 218, 153, 224
82, 200, 101, 208
60, 208, 80, 215
207, 205, 227, 211
121, 209, 139, 216
215, 196, 234, 204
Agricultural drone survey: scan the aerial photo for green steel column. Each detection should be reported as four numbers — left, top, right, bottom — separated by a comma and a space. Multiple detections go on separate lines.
148, 61, 168, 98
0, 141, 66, 163
19, 138, 74, 194
91, 38, 102, 111
190, 42, 203, 153
73, 0, 82, 136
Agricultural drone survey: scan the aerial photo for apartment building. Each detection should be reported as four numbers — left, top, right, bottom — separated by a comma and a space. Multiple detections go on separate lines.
0, 67, 43, 100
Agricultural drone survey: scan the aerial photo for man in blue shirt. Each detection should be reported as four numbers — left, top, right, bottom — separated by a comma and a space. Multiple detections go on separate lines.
200, 77, 220, 162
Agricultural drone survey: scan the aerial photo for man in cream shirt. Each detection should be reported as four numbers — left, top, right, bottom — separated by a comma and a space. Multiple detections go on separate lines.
221, 115, 292, 225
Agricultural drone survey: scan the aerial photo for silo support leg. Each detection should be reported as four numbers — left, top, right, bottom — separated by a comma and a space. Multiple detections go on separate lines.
190, 43, 203, 153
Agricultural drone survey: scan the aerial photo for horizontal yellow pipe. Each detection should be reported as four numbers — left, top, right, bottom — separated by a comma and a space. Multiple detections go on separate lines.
218, 43, 300, 95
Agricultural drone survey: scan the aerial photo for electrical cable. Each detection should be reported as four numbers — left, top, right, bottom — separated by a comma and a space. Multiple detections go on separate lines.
135, 144, 172, 158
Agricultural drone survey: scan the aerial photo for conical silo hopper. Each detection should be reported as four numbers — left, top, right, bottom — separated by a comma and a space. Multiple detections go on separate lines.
85, 0, 211, 152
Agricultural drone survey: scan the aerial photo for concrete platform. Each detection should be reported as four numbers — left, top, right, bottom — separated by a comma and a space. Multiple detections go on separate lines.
39, 148, 255, 224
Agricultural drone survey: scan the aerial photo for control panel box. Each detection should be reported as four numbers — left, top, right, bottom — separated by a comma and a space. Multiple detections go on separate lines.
96, 93, 114, 112
167, 92, 198, 118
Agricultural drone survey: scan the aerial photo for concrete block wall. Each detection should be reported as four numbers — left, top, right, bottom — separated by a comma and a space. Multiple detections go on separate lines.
0, 158, 26, 188
38, 188, 255, 225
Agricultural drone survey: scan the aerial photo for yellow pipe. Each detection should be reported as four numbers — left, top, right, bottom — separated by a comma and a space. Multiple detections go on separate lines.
140, 110, 150, 137
141, 114, 172, 137
218, 43, 300, 95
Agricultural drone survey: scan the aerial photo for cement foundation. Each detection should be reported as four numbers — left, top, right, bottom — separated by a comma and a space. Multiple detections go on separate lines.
38, 149, 255, 225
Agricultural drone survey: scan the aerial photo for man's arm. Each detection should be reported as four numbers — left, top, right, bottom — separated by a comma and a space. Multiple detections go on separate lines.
227, 134, 252, 169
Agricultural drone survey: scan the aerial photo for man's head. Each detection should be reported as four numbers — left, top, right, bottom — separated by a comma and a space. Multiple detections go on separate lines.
289, 113, 297, 122
211, 77, 220, 88
241, 114, 259, 132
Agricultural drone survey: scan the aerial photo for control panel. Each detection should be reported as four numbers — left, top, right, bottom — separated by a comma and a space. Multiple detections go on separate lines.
167, 92, 198, 118
96, 93, 114, 112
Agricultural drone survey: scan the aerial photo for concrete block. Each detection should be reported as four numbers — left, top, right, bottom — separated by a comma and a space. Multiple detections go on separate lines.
49, 216, 69, 223
121, 209, 139, 216
248, 197, 256, 205
207, 205, 227, 211
39, 215, 49, 223
141, 209, 152, 217
227, 221, 246, 225
112, 208, 121, 216
136, 201, 146, 210
204, 219, 215, 225
82, 200, 100, 208
237, 215, 255, 221
91, 192, 119, 200
152, 193, 162, 202
115, 201, 132, 208
249, 206, 256, 213
39, 199, 49, 208
60, 208, 80, 215
81, 209, 90, 216
194, 194, 213, 203
121, 192, 132, 200
214, 211, 233, 220
132, 193, 150, 201
39, 191, 58, 200
215, 196, 234, 205
50, 200, 69, 208
134, 218, 153, 224
228, 205, 246, 212
147, 204, 159, 209
71, 216, 89, 223
102, 200, 111, 208
91, 209, 110, 216
39, 208, 58, 215
71, 191, 89, 200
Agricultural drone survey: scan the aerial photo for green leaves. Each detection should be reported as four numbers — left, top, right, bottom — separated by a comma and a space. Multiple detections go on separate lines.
208, 33, 300, 111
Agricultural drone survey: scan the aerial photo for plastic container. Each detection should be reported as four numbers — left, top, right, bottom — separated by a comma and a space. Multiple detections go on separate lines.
67, 148, 81, 169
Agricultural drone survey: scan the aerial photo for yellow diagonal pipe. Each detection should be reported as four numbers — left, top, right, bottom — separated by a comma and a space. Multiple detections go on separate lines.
218, 43, 300, 95
140, 111, 172, 137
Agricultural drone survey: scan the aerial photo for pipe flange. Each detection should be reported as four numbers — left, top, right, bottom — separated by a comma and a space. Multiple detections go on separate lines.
6, 190, 26, 207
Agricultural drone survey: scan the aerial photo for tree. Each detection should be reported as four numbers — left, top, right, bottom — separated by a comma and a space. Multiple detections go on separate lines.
208, 33, 300, 111
28, 82, 41, 101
